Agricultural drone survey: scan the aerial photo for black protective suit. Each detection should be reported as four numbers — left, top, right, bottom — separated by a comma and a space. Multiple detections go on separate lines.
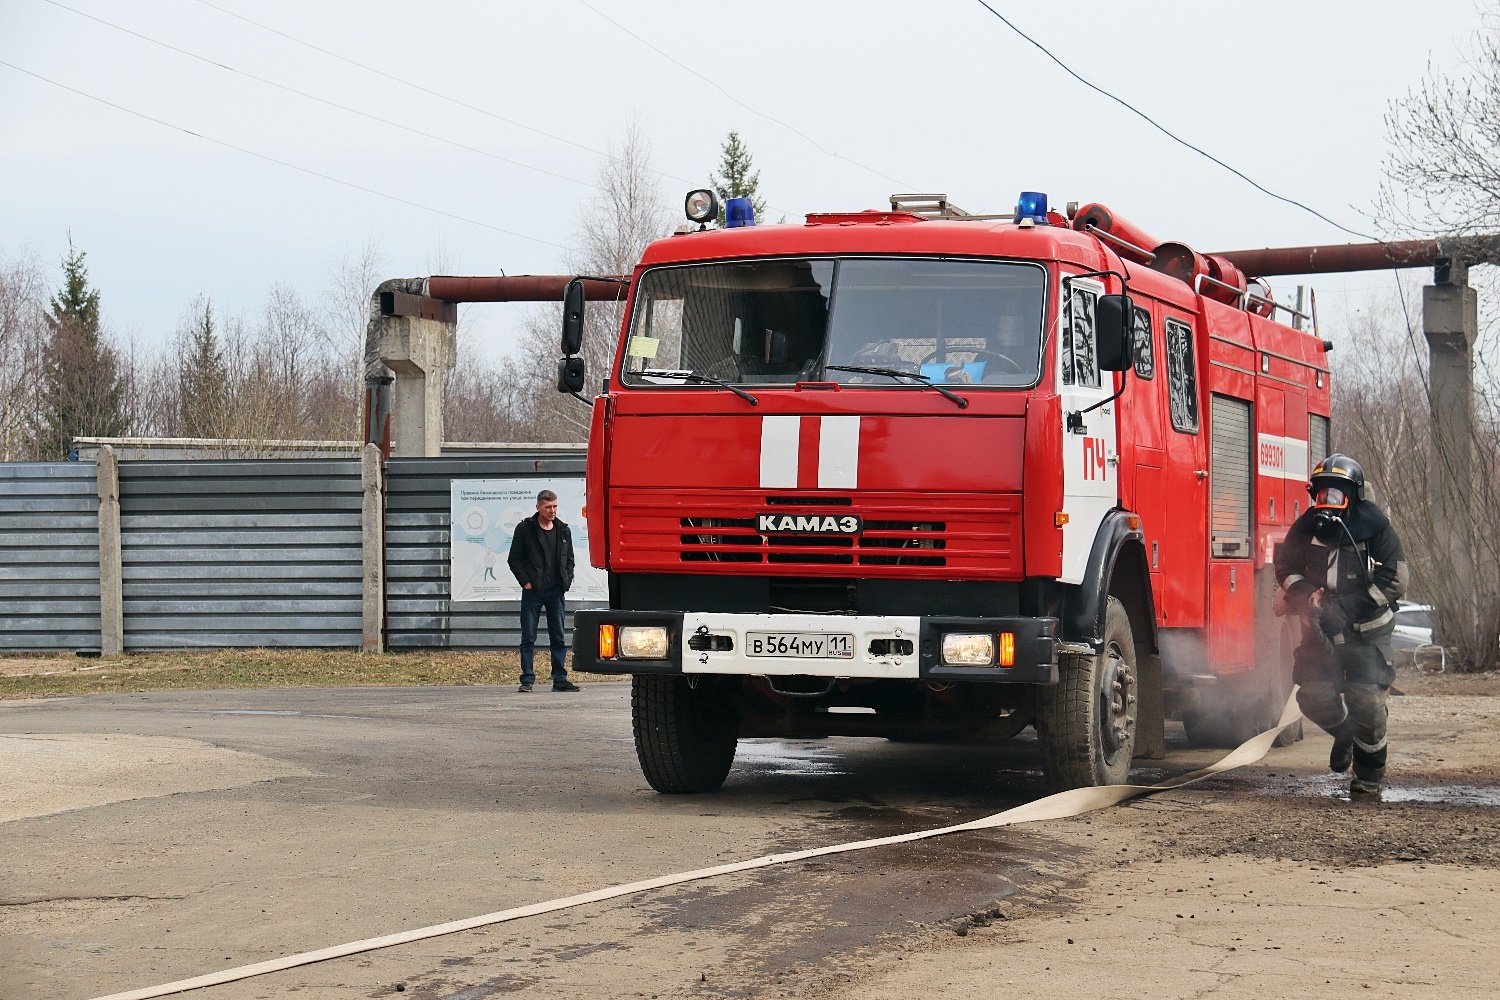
1274, 500, 1407, 786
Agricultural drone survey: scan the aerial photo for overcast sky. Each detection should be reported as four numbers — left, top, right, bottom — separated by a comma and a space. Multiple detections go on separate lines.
0, 0, 1487, 363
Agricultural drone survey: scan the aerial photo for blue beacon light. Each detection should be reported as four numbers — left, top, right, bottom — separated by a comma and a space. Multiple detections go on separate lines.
1016, 191, 1049, 224
725, 197, 756, 228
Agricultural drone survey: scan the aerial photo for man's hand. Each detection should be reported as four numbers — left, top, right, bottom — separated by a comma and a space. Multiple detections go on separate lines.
523, 583, 532, 590
1275, 583, 1323, 617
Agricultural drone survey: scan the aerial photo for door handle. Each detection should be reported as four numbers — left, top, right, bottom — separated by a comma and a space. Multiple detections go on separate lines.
1195, 470, 1208, 479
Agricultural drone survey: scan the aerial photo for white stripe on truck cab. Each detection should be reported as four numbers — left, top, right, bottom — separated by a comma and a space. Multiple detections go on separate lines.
759, 416, 800, 488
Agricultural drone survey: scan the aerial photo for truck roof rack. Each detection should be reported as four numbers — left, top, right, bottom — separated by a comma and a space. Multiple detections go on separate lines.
889, 193, 1015, 222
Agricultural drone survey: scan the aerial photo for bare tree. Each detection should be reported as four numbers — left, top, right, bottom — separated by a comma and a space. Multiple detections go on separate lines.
253, 282, 360, 441
1333, 282, 1500, 671
0, 247, 48, 460
512, 120, 674, 441
326, 237, 386, 382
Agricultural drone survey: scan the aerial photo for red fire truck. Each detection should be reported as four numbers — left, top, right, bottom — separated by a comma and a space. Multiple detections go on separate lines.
557, 190, 1328, 792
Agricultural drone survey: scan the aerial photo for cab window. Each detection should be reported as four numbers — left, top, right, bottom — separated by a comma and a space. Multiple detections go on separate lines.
1164, 317, 1199, 432
1131, 306, 1155, 380
1062, 284, 1100, 388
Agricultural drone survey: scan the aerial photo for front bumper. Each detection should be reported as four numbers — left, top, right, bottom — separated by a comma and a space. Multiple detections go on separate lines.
572, 610, 1059, 684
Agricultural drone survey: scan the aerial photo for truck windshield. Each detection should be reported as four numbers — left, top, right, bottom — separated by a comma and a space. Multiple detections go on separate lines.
620, 258, 1045, 388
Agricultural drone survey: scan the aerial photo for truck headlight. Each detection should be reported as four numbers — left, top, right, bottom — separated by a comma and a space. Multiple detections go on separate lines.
618, 626, 670, 659
941, 633, 995, 665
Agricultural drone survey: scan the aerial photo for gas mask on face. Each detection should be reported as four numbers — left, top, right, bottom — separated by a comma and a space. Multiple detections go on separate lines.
1311, 485, 1350, 527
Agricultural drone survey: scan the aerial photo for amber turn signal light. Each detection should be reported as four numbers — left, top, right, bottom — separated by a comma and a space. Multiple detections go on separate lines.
1054, 511, 1070, 527
998, 632, 1015, 667
598, 624, 617, 659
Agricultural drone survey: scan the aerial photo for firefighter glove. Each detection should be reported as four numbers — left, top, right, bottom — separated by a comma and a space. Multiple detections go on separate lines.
1319, 600, 1351, 637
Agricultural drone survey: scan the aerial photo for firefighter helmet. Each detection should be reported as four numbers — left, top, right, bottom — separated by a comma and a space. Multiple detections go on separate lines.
1308, 453, 1366, 511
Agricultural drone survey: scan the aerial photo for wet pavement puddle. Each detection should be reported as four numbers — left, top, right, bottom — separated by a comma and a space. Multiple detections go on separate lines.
1197, 769, 1500, 807
735, 739, 850, 777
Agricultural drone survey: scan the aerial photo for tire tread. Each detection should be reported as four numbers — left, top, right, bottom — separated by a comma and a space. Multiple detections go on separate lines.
632, 675, 738, 793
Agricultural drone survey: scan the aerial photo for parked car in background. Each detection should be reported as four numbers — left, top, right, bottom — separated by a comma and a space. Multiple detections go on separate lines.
1391, 601, 1434, 651
1390, 601, 1448, 671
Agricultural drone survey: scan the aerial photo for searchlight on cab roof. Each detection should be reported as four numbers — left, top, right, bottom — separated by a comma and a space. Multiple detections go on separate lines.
684, 189, 719, 226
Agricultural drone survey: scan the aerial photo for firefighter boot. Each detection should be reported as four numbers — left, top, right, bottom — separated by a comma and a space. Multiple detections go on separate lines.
1350, 739, 1387, 797
1328, 718, 1354, 774
1329, 737, 1354, 774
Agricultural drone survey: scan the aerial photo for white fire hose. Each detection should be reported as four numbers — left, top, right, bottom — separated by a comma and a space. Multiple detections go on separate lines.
95, 695, 1304, 1000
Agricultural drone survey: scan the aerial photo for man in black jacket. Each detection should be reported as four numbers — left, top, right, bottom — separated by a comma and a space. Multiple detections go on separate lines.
507, 489, 580, 693
1275, 454, 1406, 796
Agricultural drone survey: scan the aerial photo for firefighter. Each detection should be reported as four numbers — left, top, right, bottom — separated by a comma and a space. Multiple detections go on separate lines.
1275, 454, 1407, 797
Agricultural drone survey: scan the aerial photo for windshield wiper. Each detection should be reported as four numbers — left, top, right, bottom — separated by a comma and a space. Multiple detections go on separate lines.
636, 370, 758, 405
824, 365, 968, 409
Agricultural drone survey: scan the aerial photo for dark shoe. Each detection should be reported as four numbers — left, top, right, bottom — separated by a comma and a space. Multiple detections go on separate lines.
552, 679, 581, 692
1349, 777, 1383, 797
517, 683, 533, 693
1329, 738, 1353, 774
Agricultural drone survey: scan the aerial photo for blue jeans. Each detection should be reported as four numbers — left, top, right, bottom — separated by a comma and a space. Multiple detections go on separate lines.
519, 586, 568, 685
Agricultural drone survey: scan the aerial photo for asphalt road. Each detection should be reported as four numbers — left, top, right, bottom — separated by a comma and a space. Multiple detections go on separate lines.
0, 684, 1144, 1000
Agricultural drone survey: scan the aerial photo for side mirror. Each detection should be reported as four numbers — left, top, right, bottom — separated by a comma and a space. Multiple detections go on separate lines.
560, 278, 586, 357
1096, 293, 1134, 371
556, 357, 586, 394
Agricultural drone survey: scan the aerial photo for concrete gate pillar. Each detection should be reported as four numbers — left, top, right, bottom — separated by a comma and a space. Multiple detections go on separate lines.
1423, 261, 1481, 652
366, 279, 457, 457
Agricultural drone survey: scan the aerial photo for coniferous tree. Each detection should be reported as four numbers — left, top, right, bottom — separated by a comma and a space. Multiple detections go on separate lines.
36, 242, 126, 458
710, 131, 767, 226
177, 298, 229, 437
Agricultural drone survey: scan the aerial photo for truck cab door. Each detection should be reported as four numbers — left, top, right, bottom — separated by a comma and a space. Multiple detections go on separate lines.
1158, 314, 1208, 626
1057, 277, 1119, 584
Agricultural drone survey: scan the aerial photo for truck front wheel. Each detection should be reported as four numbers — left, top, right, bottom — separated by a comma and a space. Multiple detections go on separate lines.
632, 675, 740, 793
1036, 597, 1138, 789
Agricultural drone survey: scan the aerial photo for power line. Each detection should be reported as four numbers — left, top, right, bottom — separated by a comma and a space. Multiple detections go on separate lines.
972, 1, 1368, 241
42, 0, 598, 192
575, 0, 914, 192
188, 0, 706, 193
972, 2, 1500, 565
0, 59, 569, 250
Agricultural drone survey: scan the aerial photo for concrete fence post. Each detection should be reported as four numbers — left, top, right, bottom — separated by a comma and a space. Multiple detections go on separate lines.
1424, 273, 1478, 644
361, 443, 386, 652
367, 279, 457, 457
96, 444, 124, 656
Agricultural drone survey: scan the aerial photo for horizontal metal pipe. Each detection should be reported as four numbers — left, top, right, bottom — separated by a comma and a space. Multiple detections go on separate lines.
425, 275, 628, 302
1207, 240, 1442, 276
1209, 236, 1500, 277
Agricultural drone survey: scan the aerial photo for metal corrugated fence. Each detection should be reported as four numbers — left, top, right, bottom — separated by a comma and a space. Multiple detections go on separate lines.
118, 460, 364, 649
1, 450, 595, 652
0, 463, 100, 651
385, 455, 592, 649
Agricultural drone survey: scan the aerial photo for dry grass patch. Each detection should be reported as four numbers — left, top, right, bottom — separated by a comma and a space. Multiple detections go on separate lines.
0, 649, 619, 700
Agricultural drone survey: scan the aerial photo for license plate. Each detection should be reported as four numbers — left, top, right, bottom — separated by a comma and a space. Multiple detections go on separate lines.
745, 632, 855, 659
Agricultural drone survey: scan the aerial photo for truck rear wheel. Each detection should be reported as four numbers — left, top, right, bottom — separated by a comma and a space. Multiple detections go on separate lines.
632, 675, 740, 793
1036, 597, 1138, 789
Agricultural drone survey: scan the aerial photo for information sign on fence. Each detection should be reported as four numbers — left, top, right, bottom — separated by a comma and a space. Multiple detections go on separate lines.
448, 478, 605, 603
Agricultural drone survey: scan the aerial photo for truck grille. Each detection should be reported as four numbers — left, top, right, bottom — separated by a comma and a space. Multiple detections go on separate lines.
613, 489, 1020, 578
679, 516, 944, 566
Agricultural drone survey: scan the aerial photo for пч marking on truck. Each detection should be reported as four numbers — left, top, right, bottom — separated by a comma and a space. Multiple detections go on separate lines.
556, 188, 1326, 793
